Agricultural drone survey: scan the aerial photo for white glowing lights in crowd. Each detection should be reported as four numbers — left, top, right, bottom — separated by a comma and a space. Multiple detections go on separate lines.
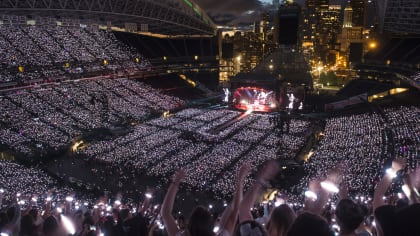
66, 196, 74, 202
61, 214, 76, 234
304, 190, 318, 200
56, 207, 63, 213
386, 168, 397, 178
320, 181, 339, 193
402, 185, 411, 199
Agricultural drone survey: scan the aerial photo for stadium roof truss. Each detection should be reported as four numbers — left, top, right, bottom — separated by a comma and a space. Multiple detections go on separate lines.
0, 0, 216, 36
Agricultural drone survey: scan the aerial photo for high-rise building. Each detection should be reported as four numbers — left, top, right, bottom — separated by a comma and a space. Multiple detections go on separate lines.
339, 4, 364, 67
379, 0, 420, 35
260, 12, 270, 41
350, 0, 366, 27
318, 5, 342, 65
343, 4, 353, 28
276, 2, 301, 46
305, 0, 329, 11
302, 0, 329, 63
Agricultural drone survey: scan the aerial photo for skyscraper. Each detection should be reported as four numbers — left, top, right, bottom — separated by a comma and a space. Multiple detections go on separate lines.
340, 3, 364, 66
277, 3, 301, 46
302, 0, 329, 62
305, 0, 329, 11
318, 5, 342, 64
343, 4, 353, 28
350, 0, 366, 27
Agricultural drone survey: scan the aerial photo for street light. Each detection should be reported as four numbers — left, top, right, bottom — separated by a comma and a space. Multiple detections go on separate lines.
369, 41, 377, 49
317, 66, 323, 79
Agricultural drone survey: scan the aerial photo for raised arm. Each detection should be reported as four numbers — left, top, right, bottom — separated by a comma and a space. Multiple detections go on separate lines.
402, 166, 420, 204
0, 189, 3, 209
239, 160, 279, 223
1, 203, 21, 235
373, 158, 406, 211
219, 163, 251, 235
139, 188, 153, 216
311, 180, 331, 215
305, 163, 343, 215
160, 169, 185, 236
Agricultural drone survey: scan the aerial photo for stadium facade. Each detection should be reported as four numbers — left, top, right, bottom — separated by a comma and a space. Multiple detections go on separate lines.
0, 0, 216, 36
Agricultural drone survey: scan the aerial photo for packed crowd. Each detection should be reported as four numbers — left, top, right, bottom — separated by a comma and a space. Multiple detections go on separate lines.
0, 78, 185, 157
79, 107, 311, 198
299, 113, 388, 197
0, 24, 150, 85
0, 73, 419, 235
384, 106, 420, 170
0, 160, 73, 203
289, 106, 420, 203
1, 156, 419, 236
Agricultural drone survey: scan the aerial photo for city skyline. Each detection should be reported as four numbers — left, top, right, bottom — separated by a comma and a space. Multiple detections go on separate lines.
195, 0, 348, 25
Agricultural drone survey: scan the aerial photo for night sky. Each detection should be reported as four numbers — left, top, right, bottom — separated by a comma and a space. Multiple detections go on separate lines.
194, 0, 348, 26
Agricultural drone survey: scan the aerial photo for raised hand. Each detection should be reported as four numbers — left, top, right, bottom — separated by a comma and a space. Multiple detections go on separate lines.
172, 169, 185, 185
392, 157, 407, 172
238, 163, 251, 181
256, 160, 279, 182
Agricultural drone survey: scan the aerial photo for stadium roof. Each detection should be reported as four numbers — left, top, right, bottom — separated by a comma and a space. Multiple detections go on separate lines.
0, 0, 216, 36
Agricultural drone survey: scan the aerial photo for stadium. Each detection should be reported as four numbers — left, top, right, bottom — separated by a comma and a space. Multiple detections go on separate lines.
0, 0, 419, 235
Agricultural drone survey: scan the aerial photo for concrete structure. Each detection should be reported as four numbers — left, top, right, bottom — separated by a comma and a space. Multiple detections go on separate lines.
377, 0, 420, 35
0, 0, 216, 36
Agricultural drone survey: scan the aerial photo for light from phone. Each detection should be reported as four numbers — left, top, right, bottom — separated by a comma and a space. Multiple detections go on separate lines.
56, 207, 63, 213
66, 196, 73, 202
402, 185, 411, 198
61, 214, 76, 234
305, 190, 318, 200
320, 181, 339, 193
386, 168, 397, 178
275, 198, 285, 207
145, 193, 152, 199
